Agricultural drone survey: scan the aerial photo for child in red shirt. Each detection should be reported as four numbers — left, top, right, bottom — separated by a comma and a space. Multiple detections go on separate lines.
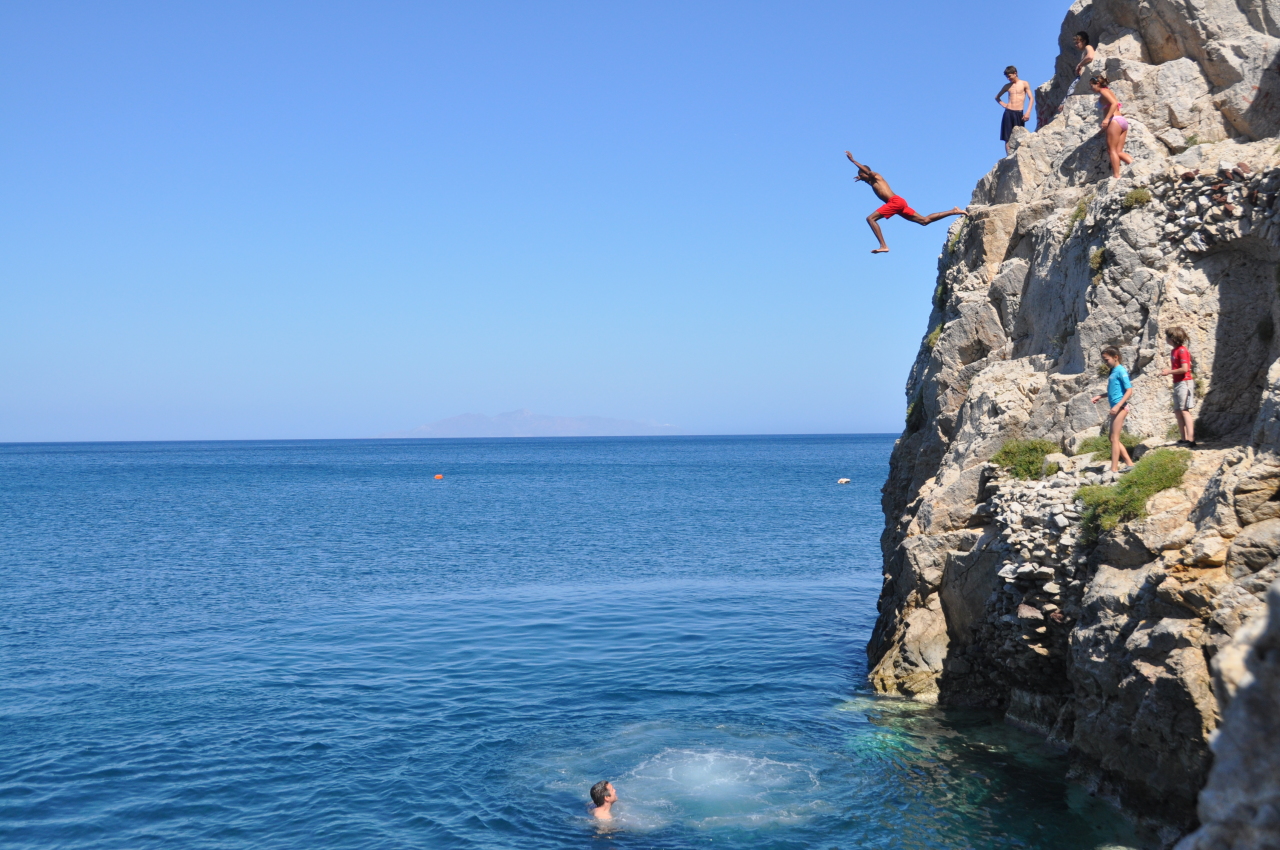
1160, 327, 1195, 447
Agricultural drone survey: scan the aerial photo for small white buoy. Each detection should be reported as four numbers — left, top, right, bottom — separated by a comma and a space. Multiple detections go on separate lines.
837, 478, 851, 485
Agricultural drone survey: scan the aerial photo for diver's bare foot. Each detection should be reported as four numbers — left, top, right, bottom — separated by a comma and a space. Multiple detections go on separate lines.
953, 207, 968, 217
871, 247, 890, 254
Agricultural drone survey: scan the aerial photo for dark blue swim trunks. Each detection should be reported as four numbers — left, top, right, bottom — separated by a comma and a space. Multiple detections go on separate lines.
1000, 107, 1027, 141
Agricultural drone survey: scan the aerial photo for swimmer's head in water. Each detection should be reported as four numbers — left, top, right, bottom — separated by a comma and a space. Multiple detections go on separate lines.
590, 780, 616, 807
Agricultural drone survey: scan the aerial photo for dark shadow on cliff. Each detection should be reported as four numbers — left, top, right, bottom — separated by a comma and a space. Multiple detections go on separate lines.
1197, 237, 1280, 441
1239, 49, 1280, 141
1057, 132, 1113, 186
932, 519, 1076, 713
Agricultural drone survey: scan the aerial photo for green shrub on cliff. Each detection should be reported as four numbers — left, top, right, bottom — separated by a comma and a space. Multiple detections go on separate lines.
1069, 195, 1092, 228
1076, 448, 1190, 540
992, 439, 1059, 480
1122, 187, 1152, 209
1077, 432, 1141, 461
932, 279, 949, 311
925, 323, 944, 349
905, 391, 926, 433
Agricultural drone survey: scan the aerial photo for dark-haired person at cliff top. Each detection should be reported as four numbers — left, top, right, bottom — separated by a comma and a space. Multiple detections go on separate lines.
1092, 74, 1133, 179
844, 151, 967, 254
995, 66, 1034, 155
1057, 32, 1097, 114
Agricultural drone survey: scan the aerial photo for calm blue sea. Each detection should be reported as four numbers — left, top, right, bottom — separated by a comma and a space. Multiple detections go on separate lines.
0, 435, 1145, 849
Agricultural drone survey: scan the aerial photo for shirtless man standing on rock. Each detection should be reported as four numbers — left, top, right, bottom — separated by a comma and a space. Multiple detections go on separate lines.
996, 65, 1034, 154
845, 151, 967, 254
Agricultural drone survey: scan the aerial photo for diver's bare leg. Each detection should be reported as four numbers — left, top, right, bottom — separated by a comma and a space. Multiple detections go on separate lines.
866, 214, 890, 253
907, 208, 968, 225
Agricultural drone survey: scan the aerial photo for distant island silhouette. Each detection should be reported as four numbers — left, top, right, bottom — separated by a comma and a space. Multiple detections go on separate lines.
379, 409, 680, 439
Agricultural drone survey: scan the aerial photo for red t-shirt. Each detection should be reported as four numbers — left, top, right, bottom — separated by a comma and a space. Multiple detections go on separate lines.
1171, 345, 1193, 381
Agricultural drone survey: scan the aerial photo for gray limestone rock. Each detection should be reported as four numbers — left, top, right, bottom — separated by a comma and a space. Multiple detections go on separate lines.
1225, 518, 1280, 578
1017, 603, 1045, 621
1175, 578, 1280, 850
872, 0, 1280, 837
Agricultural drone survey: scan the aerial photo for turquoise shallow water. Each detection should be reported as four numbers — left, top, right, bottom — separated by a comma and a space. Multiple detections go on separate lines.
0, 435, 1145, 849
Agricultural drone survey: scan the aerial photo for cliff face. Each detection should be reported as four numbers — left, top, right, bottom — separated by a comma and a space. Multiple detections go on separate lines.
873, 0, 1280, 838
1176, 580, 1280, 849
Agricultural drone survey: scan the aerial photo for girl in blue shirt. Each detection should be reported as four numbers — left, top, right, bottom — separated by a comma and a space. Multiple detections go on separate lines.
1091, 346, 1135, 472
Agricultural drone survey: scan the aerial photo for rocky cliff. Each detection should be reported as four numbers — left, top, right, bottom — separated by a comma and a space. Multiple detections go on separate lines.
872, 0, 1280, 841
1176, 579, 1280, 849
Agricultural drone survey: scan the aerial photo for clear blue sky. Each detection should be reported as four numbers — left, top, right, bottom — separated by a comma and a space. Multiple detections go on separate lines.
1, 1, 1068, 441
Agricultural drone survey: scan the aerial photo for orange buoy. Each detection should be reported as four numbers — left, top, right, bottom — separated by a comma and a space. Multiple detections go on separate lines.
434, 474, 444, 480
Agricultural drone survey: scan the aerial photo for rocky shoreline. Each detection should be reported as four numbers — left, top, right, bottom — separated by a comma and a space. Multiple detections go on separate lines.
871, 1, 1280, 845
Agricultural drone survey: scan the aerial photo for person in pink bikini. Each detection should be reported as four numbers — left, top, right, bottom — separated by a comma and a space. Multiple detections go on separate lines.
1090, 75, 1133, 179
844, 151, 967, 254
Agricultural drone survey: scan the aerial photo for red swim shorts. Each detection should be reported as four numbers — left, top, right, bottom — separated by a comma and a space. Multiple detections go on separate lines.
875, 195, 917, 219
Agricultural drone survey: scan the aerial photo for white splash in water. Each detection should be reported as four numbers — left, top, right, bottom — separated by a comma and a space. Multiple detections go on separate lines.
616, 748, 822, 830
